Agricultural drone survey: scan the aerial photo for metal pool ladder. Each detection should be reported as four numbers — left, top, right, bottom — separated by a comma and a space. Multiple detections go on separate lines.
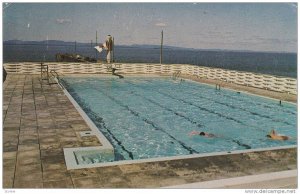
41, 63, 50, 84
105, 64, 124, 79
40, 63, 60, 85
172, 70, 181, 80
50, 69, 66, 89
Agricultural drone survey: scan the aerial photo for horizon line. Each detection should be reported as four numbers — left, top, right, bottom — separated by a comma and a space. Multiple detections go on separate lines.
3, 39, 297, 54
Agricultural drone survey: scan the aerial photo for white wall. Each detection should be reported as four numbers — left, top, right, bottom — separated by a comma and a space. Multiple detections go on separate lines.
3, 62, 297, 95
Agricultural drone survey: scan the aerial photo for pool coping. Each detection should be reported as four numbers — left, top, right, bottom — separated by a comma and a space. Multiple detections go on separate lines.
57, 75, 297, 170
66, 144, 297, 170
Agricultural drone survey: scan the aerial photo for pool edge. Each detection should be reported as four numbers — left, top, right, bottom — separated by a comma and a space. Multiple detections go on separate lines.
56, 77, 116, 169
57, 76, 297, 170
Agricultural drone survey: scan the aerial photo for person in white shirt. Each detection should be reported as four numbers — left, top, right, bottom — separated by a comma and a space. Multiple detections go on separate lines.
101, 35, 113, 63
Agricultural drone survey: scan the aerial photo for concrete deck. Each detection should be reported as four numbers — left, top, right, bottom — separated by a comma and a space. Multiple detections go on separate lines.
2, 74, 297, 188
180, 74, 297, 103
164, 170, 297, 189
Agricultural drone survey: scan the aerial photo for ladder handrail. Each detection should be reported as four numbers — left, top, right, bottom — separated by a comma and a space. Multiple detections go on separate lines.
50, 69, 65, 89
104, 64, 124, 78
50, 69, 60, 79
41, 63, 49, 84
172, 70, 181, 80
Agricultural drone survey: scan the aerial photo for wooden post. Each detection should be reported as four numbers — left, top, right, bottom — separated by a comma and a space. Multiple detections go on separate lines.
96, 31, 98, 45
95, 31, 98, 60
112, 37, 115, 62
160, 30, 163, 64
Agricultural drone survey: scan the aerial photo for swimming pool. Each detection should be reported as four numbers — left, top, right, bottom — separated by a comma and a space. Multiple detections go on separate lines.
61, 76, 297, 164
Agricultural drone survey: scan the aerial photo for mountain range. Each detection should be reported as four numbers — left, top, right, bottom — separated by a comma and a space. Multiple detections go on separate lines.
3, 40, 295, 54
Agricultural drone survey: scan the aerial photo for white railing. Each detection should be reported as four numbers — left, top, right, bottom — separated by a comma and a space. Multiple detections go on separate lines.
3, 62, 297, 95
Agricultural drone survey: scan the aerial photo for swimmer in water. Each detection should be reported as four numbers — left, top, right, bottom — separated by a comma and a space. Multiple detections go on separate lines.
189, 131, 251, 149
189, 131, 216, 138
266, 129, 290, 141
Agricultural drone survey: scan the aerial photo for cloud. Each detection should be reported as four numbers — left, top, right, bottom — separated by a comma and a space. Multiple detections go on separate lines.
56, 18, 72, 24
155, 22, 167, 27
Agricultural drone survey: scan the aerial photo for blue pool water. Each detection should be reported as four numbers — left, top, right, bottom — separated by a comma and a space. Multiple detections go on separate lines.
61, 76, 297, 161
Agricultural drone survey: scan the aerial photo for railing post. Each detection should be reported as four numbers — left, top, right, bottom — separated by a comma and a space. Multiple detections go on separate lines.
160, 30, 163, 64
40, 62, 43, 78
46, 65, 49, 84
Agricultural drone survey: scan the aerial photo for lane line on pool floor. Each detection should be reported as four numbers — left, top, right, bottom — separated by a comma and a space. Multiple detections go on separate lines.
131, 91, 204, 128
218, 91, 296, 116
140, 79, 294, 126
60, 79, 135, 160
90, 84, 200, 155
142, 77, 296, 115
126, 80, 248, 127
124, 80, 252, 150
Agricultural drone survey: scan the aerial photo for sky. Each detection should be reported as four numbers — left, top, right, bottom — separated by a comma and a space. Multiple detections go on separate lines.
2, 2, 298, 52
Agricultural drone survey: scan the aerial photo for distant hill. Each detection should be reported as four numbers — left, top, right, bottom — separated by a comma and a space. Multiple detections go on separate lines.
3, 40, 295, 54
3, 40, 88, 46
3, 40, 219, 50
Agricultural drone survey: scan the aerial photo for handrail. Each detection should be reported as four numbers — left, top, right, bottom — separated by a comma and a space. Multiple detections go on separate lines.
105, 64, 113, 72
50, 69, 60, 79
50, 69, 65, 89
104, 64, 124, 78
41, 63, 49, 84
172, 70, 181, 80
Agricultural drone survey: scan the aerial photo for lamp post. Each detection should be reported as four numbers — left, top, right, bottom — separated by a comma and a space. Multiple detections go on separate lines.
160, 30, 163, 64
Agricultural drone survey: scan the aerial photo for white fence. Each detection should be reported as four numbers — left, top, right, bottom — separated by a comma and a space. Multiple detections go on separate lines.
3, 62, 297, 95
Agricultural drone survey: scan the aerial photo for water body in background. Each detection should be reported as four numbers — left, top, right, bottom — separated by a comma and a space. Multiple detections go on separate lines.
3, 44, 297, 78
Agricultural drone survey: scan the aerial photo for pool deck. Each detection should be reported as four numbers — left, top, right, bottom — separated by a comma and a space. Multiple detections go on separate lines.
3, 74, 297, 188
180, 74, 297, 103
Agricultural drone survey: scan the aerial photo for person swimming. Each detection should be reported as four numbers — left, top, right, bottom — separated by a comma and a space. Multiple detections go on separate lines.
266, 129, 290, 141
189, 131, 216, 138
189, 130, 252, 149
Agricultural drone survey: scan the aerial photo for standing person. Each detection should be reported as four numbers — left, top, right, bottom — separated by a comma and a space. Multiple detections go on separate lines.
101, 35, 113, 63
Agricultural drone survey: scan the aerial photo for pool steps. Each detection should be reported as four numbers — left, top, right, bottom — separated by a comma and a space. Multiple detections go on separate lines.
56, 77, 115, 169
